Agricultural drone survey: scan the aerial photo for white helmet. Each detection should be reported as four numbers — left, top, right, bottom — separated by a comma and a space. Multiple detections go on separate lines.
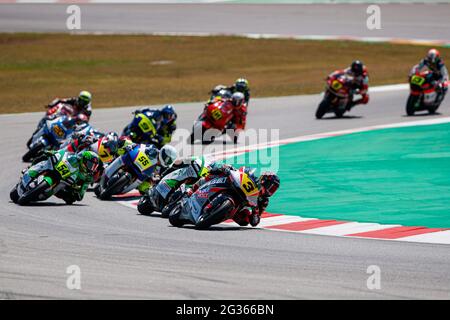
159, 145, 177, 167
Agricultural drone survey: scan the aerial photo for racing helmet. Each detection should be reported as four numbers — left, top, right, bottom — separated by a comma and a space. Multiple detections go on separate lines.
161, 105, 177, 125
102, 132, 119, 155
158, 145, 177, 167
77, 151, 100, 176
350, 60, 364, 77
426, 48, 441, 66
77, 91, 92, 108
259, 172, 280, 197
231, 92, 245, 107
235, 78, 249, 92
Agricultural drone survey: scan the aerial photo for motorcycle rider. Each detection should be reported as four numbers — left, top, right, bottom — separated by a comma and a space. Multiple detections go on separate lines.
99, 144, 178, 195
24, 150, 100, 204
222, 92, 248, 134
137, 156, 210, 216
62, 132, 120, 181
47, 90, 93, 122
411, 48, 449, 105
202, 91, 248, 132
128, 105, 177, 147
328, 60, 369, 110
210, 78, 250, 104
185, 163, 280, 227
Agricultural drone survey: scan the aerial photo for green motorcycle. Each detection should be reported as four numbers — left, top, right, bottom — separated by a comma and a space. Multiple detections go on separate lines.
10, 150, 81, 205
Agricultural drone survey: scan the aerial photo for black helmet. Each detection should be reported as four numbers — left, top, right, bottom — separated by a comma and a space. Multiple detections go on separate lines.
351, 60, 364, 77
235, 78, 249, 92
259, 172, 280, 197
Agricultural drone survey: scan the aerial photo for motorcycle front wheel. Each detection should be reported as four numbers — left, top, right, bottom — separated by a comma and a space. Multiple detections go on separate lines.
22, 142, 44, 163
195, 194, 235, 230
168, 203, 185, 227
98, 173, 132, 200
10, 185, 19, 203
137, 194, 155, 215
316, 96, 331, 119
406, 94, 420, 116
17, 180, 50, 206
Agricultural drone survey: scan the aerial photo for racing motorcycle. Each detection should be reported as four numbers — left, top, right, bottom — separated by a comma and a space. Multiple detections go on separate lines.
95, 144, 157, 200
189, 99, 239, 144
137, 157, 209, 217
315, 73, 353, 119
122, 110, 160, 145
23, 116, 78, 163
406, 68, 445, 116
10, 150, 79, 205
167, 167, 259, 229
27, 102, 76, 148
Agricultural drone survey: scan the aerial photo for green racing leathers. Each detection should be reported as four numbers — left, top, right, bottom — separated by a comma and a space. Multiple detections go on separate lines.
10, 149, 94, 205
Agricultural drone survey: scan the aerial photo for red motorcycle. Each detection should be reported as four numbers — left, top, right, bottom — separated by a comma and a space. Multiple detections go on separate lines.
190, 99, 239, 144
406, 68, 445, 116
316, 73, 353, 119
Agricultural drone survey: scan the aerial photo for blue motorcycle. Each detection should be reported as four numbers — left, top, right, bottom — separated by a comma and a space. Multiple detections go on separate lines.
22, 116, 77, 162
95, 144, 158, 200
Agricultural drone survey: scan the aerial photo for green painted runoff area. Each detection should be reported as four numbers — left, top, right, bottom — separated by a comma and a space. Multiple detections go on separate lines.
225, 122, 450, 228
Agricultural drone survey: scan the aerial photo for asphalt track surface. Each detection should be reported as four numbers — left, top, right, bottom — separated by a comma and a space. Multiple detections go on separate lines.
0, 3, 450, 41
1, 88, 450, 299
1, 2, 450, 300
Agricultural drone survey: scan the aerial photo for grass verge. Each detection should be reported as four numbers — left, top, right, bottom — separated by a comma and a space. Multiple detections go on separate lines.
1, 33, 448, 114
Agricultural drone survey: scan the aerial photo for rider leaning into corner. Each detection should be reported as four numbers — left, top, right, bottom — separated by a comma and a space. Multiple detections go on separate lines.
185, 163, 280, 227
131, 105, 178, 147
201, 91, 248, 134
47, 90, 93, 122
100, 143, 178, 194
411, 48, 449, 105
328, 60, 370, 111
27, 150, 100, 204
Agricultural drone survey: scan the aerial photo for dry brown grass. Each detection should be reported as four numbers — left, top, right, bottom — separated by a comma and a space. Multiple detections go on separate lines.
1, 33, 448, 114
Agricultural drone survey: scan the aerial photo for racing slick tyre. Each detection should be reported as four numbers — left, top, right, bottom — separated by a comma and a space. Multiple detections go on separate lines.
168, 203, 185, 227
334, 109, 345, 118
98, 173, 131, 200
22, 143, 43, 163
406, 94, 419, 116
9, 185, 19, 204
195, 194, 235, 230
137, 195, 155, 215
315, 98, 329, 119
17, 180, 50, 206
428, 102, 440, 114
